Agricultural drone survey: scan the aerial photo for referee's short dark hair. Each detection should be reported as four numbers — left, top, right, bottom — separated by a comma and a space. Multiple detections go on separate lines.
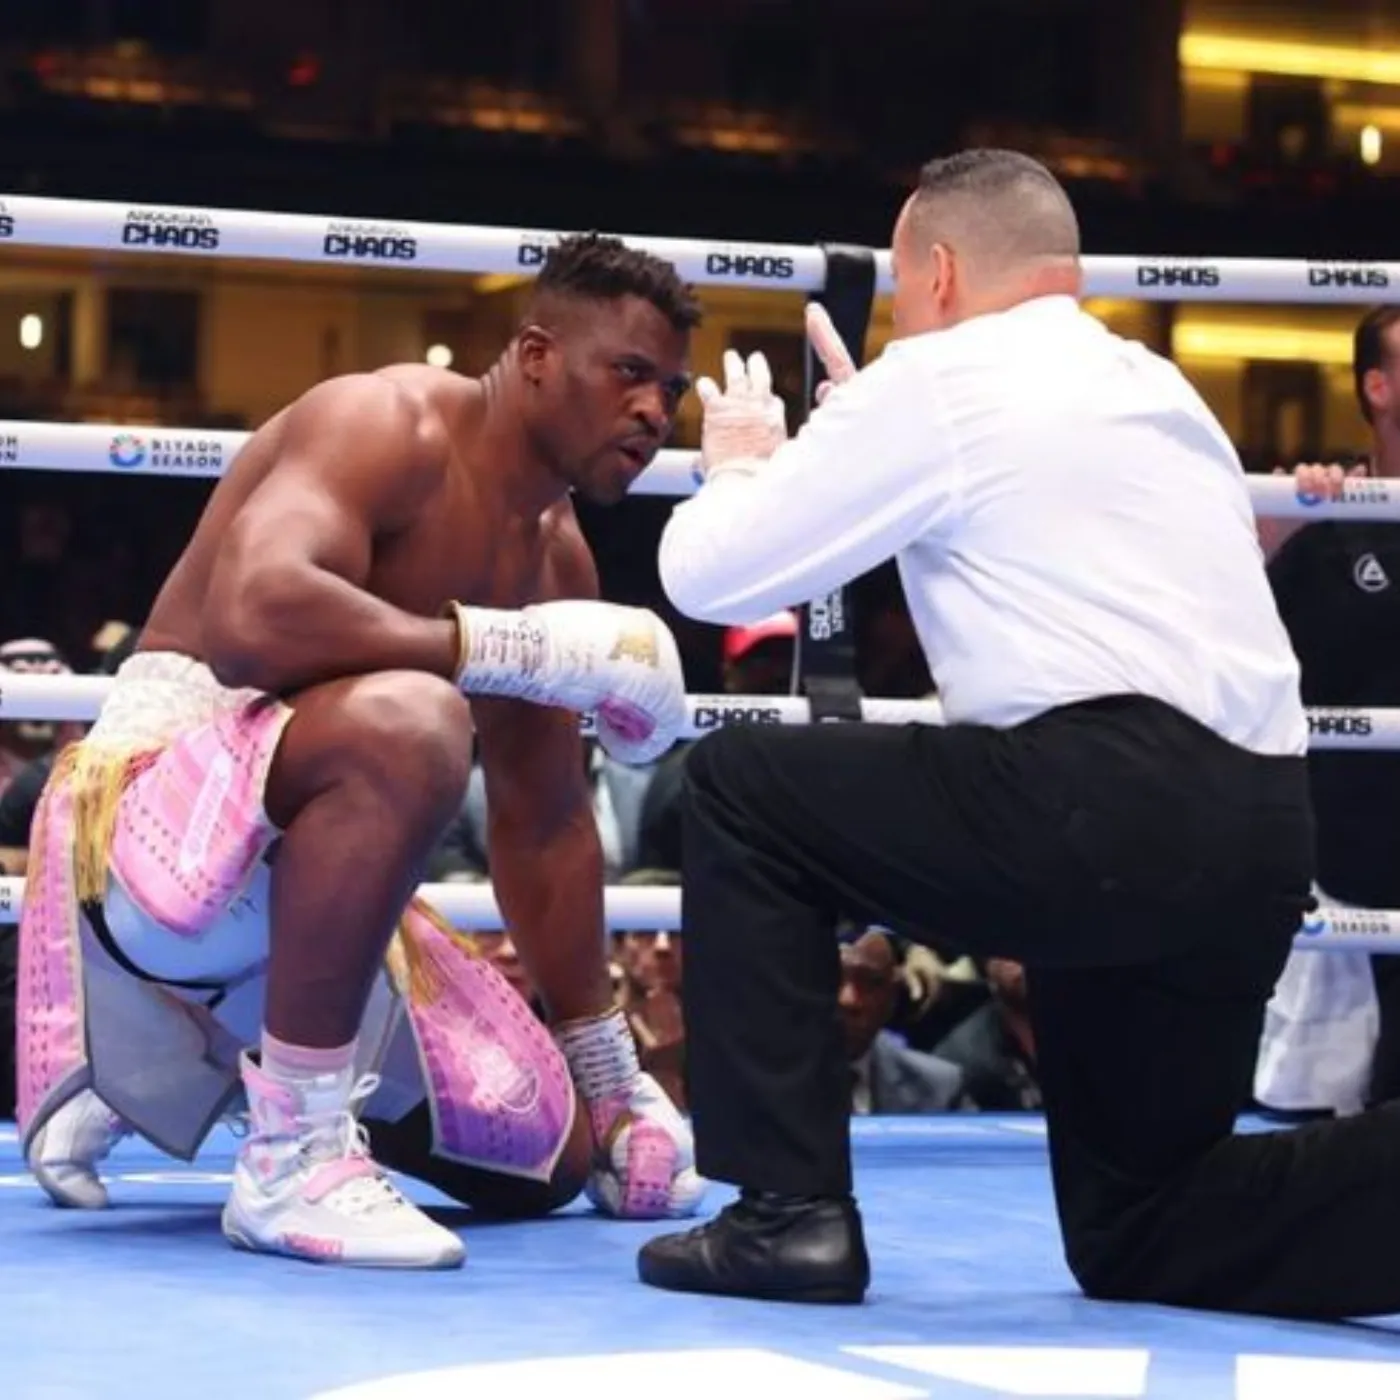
1354, 305, 1400, 422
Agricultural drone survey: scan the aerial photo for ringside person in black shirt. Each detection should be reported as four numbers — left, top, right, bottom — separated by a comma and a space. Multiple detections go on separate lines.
1256, 306, 1400, 1116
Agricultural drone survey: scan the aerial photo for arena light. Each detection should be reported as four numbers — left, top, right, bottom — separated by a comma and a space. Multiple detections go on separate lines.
1180, 32, 1400, 87
1334, 104, 1400, 137
18, 314, 42, 350
425, 342, 453, 368
1172, 321, 1354, 366
1361, 124, 1384, 167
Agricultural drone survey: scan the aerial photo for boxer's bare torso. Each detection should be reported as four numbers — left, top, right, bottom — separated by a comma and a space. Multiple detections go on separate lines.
142, 364, 596, 674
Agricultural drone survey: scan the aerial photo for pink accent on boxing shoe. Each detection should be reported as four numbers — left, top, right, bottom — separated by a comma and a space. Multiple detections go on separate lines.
302, 1156, 378, 1205
242, 1060, 301, 1143
108, 699, 288, 940
278, 1233, 344, 1262
395, 903, 575, 1182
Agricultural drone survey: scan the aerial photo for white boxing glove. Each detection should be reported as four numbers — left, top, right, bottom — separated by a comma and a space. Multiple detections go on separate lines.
696, 348, 787, 479
447, 600, 687, 765
553, 1007, 706, 1219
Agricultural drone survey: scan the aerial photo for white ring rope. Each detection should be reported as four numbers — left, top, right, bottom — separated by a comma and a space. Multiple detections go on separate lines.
4, 419, 1400, 523
0, 877, 1390, 954
0, 419, 701, 496
0, 675, 939, 729
2, 196, 1398, 955
0, 671, 1393, 751
2, 192, 1399, 302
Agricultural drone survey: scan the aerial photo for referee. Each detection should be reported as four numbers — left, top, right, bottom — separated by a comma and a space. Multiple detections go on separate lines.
635, 150, 1388, 1322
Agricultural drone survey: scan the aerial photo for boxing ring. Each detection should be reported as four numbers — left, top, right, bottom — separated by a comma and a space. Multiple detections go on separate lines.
2, 196, 1400, 1399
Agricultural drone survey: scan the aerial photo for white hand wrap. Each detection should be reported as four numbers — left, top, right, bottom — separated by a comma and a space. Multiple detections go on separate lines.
696, 349, 787, 479
446, 600, 688, 765
554, 1008, 705, 1220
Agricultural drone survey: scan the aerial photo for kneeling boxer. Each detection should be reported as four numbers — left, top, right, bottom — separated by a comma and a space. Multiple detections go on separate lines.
18, 233, 705, 1268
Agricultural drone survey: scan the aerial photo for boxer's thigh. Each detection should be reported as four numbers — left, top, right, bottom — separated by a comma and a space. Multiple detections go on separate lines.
105, 699, 288, 983
366, 1097, 592, 1219
263, 671, 473, 827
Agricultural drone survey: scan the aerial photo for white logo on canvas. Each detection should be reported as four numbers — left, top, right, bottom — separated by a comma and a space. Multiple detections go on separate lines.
1354, 553, 1391, 593
305, 1344, 1400, 1398
177, 750, 235, 875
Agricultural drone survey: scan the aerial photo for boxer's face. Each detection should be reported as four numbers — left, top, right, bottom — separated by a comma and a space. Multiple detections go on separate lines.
526, 297, 692, 504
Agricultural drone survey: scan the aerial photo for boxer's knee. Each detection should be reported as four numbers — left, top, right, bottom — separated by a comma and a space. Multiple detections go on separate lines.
274, 672, 472, 829
474, 1104, 590, 1219
340, 673, 472, 817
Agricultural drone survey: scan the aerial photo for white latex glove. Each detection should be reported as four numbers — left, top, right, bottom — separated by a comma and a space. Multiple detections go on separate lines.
695, 348, 787, 479
805, 302, 859, 406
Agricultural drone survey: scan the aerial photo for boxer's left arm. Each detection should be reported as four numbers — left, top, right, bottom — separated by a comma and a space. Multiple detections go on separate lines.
474, 513, 703, 1219
472, 514, 610, 1024
472, 692, 610, 1026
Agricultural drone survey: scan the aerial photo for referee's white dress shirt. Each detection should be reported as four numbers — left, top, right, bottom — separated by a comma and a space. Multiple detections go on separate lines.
659, 295, 1307, 758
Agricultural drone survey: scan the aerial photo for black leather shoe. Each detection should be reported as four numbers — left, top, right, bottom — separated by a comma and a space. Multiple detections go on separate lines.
637, 1190, 870, 1303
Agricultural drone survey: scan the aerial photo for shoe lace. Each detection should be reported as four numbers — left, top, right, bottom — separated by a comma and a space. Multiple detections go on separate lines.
299, 1074, 410, 1218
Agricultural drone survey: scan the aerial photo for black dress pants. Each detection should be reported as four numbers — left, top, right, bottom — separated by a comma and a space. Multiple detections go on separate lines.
679, 695, 1400, 1319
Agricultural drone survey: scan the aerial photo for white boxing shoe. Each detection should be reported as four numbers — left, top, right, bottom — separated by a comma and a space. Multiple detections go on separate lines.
221, 1052, 464, 1270
27, 1089, 132, 1209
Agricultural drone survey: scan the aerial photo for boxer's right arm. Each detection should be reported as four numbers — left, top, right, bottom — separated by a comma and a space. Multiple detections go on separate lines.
202, 376, 460, 694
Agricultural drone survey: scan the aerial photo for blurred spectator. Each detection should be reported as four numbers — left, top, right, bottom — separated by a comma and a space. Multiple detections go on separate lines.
471, 921, 540, 1017
0, 623, 139, 875
431, 737, 656, 882
886, 936, 993, 1053
931, 957, 1042, 1111
1, 502, 76, 662
638, 610, 798, 870
0, 637, 79, 800
612, 869, 686, 1109
856, 565, 934, 699
720, 609, 797, 694
840, 926, 967, 1114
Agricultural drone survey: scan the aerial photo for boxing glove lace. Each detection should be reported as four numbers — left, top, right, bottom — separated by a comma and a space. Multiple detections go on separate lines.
446, 600, 688, 765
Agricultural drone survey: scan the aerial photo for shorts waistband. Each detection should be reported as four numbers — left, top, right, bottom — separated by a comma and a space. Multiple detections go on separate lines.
87, 651, 264, 749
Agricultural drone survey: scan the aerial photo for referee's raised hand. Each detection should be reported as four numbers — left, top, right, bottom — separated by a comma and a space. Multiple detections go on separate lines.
805, 302, 858, 405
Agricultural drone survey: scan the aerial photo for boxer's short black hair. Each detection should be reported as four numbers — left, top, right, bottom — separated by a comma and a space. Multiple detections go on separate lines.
1354, 305, 1400, 422
533, 232, 702, 333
